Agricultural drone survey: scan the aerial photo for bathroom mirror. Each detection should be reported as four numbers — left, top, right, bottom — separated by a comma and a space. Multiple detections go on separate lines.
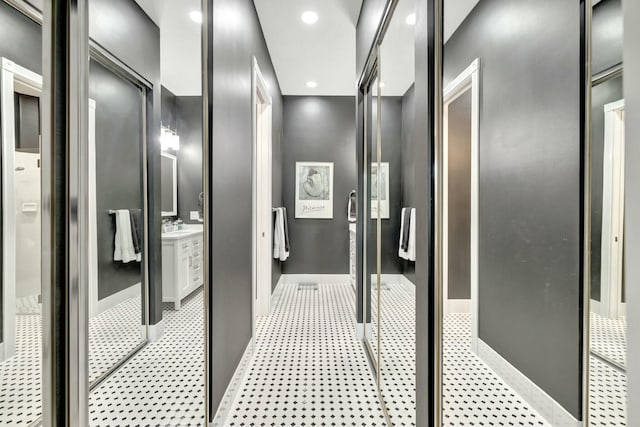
588, 0, 626, 424
377, 0, 416, 423
161, 152, 178, 217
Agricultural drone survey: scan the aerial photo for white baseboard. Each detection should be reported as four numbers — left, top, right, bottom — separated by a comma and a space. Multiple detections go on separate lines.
0, 343, 4, 362
590, 299, 601, 315
212, 339, 254, 426
356, 322, 373, 340
95, 282, 140, 317
446, 299, 471, 314
279, 274, 350, 284
147, 319, 165, 342
477, 339, 582, 427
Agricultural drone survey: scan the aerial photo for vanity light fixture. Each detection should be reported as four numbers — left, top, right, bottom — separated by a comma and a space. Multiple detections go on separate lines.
406, 13, 416, 26
301, 11, 318, 25
190, 10, 203, 23
161, 126, 181, 151
306, 81, 318, 88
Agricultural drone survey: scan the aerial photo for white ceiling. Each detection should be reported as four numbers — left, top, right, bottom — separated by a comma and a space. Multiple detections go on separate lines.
253, 0, 481, 96
253, 0, 362, 96
135, 0, 202, 96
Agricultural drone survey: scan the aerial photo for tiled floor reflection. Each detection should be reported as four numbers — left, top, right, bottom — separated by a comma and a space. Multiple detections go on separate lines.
590, 311, 626, 368
89, 290, 205, 426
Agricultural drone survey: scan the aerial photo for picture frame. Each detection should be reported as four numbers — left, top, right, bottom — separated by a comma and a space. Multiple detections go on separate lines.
371, 162, 389, 219
295, 162, 334, 219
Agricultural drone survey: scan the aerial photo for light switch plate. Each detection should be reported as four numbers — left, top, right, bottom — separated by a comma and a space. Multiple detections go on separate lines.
190, 211, 199, 220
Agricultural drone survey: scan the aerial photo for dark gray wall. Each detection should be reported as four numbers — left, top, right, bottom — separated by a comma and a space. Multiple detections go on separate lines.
0, 0, 43, 344
160, 87, 204, 224
623, 0, 640, 423
176, 96, 203, 224
590, 75, 623, 302
443, 0, 582, 417
593, 0, 623, 75
89, 59, 143, 300
161, 86, 177, 130
208, 0, 283, 416
400, 84, 415, 283
89, 0, 163, 325
447, 90, 471, 300
282, 96, 355, 274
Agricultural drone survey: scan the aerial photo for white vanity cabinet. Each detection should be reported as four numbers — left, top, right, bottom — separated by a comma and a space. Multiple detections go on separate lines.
162, 229, 203, 310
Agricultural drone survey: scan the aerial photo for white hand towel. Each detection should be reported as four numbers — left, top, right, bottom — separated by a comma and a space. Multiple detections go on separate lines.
407, 208, 416, 261
113, 209, 137, 263
273, 208, 290, 261
398, 208, 416, 261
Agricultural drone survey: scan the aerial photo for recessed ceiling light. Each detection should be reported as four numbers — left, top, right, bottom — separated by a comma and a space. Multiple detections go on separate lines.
306, 81, 318, 88
301, 11, 319, 25
406, 13, 416, 25
190, 10, 203, 23
379, 82, 385, 88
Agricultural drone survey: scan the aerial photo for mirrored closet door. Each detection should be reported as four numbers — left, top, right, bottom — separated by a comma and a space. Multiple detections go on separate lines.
87, 53, 148, 387
377, 0, 416, 424
0, 2, 45, 422
589, 1, 626, 424
436, 0, 588, 426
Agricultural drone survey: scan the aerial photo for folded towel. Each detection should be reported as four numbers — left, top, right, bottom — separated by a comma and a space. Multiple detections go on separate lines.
398, 208, 416, 261
129, 209, 142, 262
401, 207, 412, 250
273, 207, 290, 261
282, 207, 290, 252
114, 209, 139, 263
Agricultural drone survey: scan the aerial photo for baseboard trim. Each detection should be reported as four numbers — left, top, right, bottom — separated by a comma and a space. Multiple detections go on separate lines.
477, 339, 582, 427
96, 282, 140, 316
279, 274, 350, 284
212, 339, 254, 426
0, 343, 4, 362
590, 299, 601, 315
147, 319, 165, 342
447, 299, 471, 314
356, 322, 373, 340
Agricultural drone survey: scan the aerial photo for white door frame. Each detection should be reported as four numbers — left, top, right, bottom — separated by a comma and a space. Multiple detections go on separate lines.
599, 99, 625, 319
442, 58, 480, 353
88, 98, 99, 318
251, 57, 273, 345
1, 58, 42, 361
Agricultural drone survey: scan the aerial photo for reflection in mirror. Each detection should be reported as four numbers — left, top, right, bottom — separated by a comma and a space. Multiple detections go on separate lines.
589, 0, 626, 424
365, 72, 382, 374
0, 1, 44, 424
86, 0, 205, 425
87, 57, 146, 385
439, 0, 588, 425
377, 0, 416, 424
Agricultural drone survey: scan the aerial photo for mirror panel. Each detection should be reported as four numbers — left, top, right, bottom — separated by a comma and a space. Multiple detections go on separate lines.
0, 2, 44, 424
378, 0, 416, 424
589, 3, 626, 425
87, 57, 147, 385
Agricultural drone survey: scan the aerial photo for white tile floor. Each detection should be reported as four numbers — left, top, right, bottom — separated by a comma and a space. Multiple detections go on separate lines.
0, 295, 146, 425
227, 281, 388, 427
0, 280, 629, 426
88, 290, 205, 426
590, 312, 626, 368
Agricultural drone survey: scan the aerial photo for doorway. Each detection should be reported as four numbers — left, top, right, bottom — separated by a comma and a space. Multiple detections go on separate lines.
442, 58, 480, 352
252, 57, 273, 328
598, 99, 626, 320
1, 58, 42, 363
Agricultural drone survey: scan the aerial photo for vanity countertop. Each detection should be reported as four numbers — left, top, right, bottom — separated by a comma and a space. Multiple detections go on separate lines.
161, 228, 203, 241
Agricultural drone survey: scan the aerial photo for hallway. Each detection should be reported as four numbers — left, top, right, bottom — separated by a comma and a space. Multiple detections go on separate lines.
227, 282, 387, 426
